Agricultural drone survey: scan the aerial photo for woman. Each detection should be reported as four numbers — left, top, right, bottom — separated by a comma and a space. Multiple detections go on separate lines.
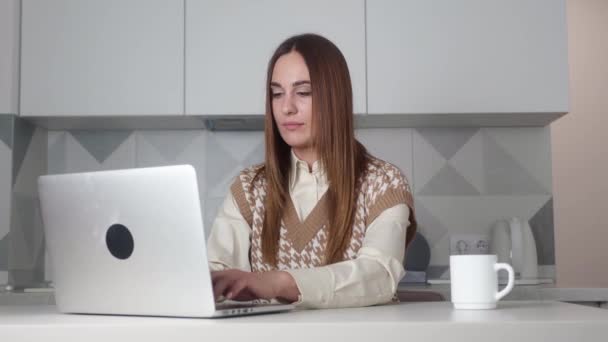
207, 33, 416, 309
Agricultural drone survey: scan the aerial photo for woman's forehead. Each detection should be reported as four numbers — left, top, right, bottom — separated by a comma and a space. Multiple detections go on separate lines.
271, 52, 310, 87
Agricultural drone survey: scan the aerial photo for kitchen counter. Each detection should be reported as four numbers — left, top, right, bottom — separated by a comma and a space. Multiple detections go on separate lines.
3, 285, 608, 307
1, 301, 608, 341
398, 284, 608, 307
0, 291, 55, 305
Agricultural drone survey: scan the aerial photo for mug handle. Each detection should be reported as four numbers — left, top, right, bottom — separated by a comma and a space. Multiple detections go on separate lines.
494, 263, 515, 301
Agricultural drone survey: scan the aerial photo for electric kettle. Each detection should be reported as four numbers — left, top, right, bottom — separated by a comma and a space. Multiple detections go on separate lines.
489, 217, 538, 280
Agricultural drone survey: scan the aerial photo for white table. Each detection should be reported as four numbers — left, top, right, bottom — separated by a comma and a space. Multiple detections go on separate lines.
1, 301, 608, 342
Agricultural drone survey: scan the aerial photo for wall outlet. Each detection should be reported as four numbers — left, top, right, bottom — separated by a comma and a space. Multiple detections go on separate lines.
450, 234, 490, 255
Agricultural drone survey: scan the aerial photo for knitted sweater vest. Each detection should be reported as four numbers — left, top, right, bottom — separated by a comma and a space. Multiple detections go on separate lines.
230, 158, 417, 272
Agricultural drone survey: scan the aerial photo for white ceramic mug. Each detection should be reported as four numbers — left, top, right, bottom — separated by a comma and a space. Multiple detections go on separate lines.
450, 254, 515, 309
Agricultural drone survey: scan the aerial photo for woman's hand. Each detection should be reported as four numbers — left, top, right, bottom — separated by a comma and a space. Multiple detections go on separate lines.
211, 269, 300, 303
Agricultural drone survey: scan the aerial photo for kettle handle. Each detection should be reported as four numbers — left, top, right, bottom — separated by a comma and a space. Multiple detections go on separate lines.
509, 217, 524, 274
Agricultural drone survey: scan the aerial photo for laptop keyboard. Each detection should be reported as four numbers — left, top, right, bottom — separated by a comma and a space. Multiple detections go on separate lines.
215, 299, 275, 310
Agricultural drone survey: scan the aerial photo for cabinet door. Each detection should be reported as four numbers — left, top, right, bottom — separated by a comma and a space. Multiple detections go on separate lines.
366, 0, 568, 115
20, 0, 184, 116
186, 0, 366, 116
0, 0, 19, 114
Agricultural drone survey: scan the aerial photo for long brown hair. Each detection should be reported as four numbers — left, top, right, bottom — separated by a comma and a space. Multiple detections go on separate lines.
258, 33, 369, 266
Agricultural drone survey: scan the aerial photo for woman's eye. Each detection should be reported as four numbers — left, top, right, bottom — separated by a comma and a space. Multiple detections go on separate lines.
272, 93, 283, 99
297, 92, 311, 97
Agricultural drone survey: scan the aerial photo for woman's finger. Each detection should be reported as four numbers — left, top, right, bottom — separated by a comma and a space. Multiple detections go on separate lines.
232, 288, 256, 302
226, 278, 248, 300
213, 276, 234, 300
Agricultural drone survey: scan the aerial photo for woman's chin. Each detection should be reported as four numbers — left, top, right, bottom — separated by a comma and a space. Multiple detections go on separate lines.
280, 135, 311, 150
285, 142, 309, 150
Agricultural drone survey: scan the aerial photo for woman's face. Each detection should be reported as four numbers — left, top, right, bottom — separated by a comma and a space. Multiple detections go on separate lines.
270, 51, 313, 150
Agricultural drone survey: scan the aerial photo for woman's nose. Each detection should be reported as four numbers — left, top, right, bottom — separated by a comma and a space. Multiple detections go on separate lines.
281, 94, 297, 115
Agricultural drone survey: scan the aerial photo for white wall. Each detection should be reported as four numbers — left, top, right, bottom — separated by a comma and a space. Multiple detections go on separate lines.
553, 0, 608, 287
0, 0, 20, 114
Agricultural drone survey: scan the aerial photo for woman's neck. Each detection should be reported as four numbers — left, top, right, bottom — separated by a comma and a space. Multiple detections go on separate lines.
292, 147, 318, 172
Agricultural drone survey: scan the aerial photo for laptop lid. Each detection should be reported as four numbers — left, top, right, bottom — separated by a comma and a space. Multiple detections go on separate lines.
39, 165, 217, 317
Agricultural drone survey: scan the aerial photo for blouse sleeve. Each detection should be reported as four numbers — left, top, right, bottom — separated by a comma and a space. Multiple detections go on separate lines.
206, 192, 252, 272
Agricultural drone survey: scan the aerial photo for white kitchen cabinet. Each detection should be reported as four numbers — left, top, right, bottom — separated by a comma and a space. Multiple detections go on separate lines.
186, 0, 366, 116
366, 0, 569, 116
0, 0, 20, 114
20, 0, 184, 116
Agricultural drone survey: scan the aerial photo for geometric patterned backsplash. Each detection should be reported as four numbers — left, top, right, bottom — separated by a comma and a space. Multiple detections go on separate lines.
0, 122, 555, 286
410, 127, 554, 268
0, 115, 47, 286
0, 116, 12, 285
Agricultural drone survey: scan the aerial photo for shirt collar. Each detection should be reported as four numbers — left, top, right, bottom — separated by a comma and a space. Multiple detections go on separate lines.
289, 150, 326, 190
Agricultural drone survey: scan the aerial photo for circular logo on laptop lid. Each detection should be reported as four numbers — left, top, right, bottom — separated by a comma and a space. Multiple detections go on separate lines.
106, 224, 134, 259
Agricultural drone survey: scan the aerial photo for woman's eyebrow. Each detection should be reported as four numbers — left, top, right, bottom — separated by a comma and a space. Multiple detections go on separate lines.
292, 80, 311, 87
270, 80, 311, 88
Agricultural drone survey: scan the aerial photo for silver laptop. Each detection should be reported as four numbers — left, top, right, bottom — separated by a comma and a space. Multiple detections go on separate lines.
38, 165, 294, 318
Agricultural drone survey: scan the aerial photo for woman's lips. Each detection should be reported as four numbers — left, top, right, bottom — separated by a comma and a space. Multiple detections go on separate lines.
283, 122, 304, 131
